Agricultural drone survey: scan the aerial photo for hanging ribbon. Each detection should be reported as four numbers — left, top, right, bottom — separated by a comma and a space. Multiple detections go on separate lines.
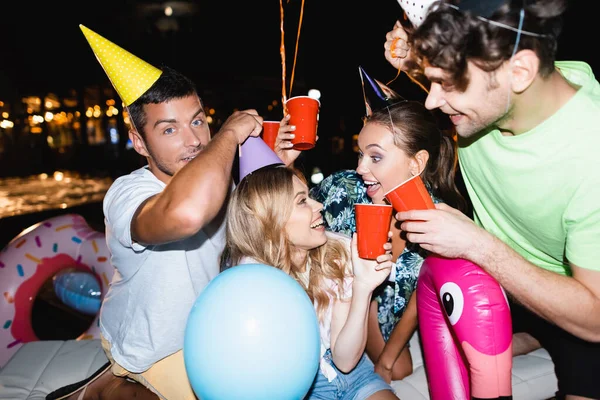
280, 0, 305, 115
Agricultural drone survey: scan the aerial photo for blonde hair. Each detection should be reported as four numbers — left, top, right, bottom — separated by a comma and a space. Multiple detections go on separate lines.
224, 166, 349, 320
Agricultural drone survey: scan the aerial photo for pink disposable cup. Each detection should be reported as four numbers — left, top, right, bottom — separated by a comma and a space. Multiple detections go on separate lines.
261, 121, 280, 151
355, 204, 393, 259
384, 174, 435, 212
285, 96, 320, 151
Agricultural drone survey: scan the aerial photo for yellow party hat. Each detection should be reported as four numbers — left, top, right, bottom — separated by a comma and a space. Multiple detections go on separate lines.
80, 24, 162, 106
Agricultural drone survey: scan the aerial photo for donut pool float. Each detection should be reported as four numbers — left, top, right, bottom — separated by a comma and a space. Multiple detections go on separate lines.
0, 213, 113, 368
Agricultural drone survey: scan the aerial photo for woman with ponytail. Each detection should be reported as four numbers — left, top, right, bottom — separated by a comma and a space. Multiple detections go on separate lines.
309, 100, 468, 383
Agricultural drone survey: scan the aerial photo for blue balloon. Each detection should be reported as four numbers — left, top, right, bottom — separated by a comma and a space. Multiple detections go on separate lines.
184, 263, 321, 400
52, 271, 102, 315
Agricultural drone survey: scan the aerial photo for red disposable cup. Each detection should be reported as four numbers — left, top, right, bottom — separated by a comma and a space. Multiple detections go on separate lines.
384, 174, 435, 212
354, 204, 393, 259
261, 121, 280, 151
285, 96, 320, 151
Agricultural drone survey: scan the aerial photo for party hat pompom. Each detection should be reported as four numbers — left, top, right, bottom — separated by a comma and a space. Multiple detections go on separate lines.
396, 0, 438, 27
359, 66, 404, 117
239, 137, 285, 182
80, 24, 162, 106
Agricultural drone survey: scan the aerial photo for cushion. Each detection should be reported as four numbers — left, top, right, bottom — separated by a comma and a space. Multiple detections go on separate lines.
0, 334, 559, 400
390, 333, 558, 400
0, 340, 108, 400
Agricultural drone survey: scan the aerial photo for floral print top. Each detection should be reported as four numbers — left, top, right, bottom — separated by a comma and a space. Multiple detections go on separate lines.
310, 169, 439, 341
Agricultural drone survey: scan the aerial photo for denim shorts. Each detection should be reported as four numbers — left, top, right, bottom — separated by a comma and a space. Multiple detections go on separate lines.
304, 349, 393, 400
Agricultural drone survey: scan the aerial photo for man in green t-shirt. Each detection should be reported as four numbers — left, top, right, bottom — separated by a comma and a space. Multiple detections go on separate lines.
382, 1, 600, 398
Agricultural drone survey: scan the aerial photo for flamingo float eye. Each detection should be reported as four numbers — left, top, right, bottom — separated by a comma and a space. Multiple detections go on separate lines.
439, 282, 464, 325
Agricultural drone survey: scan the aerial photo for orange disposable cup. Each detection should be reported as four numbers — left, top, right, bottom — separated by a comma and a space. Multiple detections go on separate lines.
261, 121, 280, 151
384, 174, 435, 212
355, 204, 393, 259
285, 96, 320, 151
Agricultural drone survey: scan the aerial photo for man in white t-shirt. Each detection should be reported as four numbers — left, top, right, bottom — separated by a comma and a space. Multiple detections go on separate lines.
48, 27, 263, 400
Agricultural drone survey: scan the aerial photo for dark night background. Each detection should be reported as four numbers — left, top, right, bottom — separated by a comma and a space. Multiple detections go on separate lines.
0, 1, 597, 177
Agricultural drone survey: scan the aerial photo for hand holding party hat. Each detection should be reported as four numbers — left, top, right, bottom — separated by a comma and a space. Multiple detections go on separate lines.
239, 137, 285, 182
80, 24, 162, 106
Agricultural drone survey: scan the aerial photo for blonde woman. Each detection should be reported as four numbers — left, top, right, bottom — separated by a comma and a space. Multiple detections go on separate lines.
223, 166, 399, 400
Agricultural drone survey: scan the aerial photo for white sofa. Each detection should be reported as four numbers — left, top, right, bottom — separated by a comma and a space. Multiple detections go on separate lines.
0, 333, 558, 400
391, 332, 558, 400
0, 340, 108, 400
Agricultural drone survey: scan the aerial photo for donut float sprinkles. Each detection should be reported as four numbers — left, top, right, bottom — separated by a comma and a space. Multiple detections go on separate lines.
0, 213, 114, 367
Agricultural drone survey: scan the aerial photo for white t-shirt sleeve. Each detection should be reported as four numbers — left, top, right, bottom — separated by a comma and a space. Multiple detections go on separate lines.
103, 170, 164, 252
